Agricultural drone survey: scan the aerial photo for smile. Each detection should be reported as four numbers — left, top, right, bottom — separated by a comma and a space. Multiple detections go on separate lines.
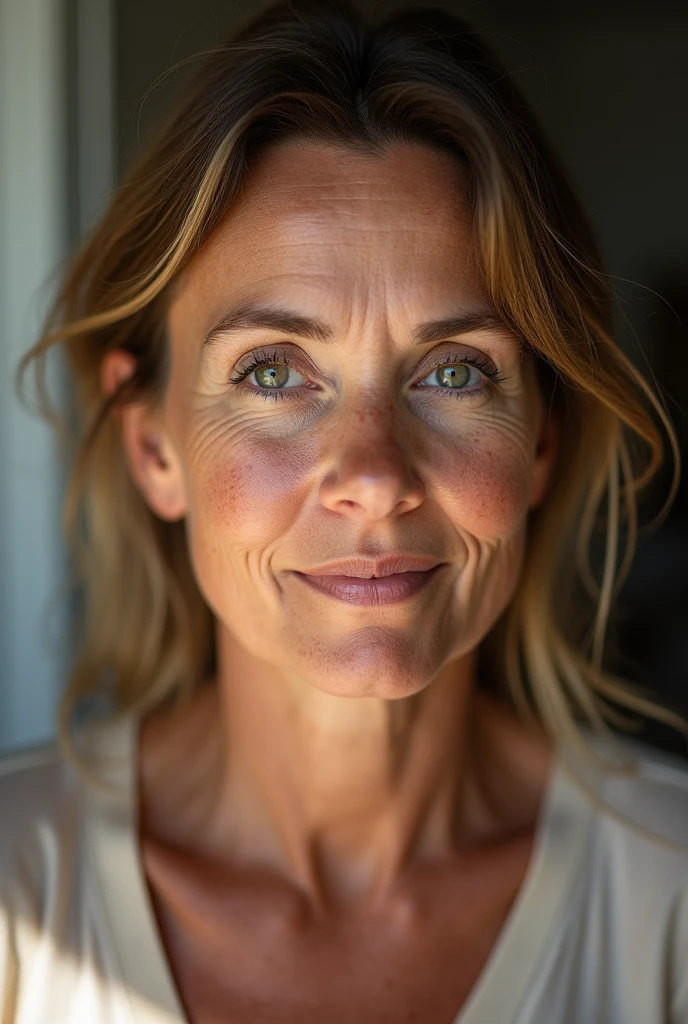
292, 564, 445, 606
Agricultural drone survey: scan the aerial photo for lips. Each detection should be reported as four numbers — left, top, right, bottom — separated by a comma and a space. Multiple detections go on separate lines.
293, 562, 445, 606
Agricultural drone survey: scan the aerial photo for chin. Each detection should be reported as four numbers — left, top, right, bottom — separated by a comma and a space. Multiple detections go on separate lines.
298, 625, 442, 700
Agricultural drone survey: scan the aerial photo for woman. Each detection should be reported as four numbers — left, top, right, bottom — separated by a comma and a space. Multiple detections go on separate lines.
3, 0, 688, 1021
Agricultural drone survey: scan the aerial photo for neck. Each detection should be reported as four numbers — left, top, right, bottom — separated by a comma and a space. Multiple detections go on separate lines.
140, 628, 552, 914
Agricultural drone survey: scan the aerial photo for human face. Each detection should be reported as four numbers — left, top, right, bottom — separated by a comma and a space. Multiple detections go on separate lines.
148, 139, 554, 699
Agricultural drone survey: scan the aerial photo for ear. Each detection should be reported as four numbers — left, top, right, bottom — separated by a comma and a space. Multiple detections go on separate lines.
527, 394, 559, 511
100, 348, 187, 522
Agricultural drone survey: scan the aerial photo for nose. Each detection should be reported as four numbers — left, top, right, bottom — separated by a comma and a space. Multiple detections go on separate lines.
319, 404, 425, 521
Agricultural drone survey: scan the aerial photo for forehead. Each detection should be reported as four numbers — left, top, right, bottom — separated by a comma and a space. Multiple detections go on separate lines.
235, 137, 470, 218
170, 139, 483, 326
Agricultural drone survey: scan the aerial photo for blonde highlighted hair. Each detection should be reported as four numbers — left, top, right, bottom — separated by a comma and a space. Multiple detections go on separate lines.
16, 0, 688, 822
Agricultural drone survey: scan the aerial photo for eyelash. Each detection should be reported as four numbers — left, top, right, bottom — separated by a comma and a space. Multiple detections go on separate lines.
228, 348, 507, 402
229, 350, 305, 402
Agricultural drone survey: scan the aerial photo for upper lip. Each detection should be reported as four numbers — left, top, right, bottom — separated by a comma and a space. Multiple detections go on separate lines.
299, 555, 443, 578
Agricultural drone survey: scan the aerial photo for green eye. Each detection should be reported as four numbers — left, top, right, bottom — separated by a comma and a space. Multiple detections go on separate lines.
432, 364, 471, 388
247, 362, 301, 389
420, 361, 481, 390
255, 363, 291, 388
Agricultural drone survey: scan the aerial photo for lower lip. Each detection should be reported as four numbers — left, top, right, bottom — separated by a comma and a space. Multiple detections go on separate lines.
293, 565, 445, 606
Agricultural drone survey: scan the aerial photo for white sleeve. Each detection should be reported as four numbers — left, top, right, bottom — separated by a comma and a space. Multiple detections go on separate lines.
669, 880, 688, 1023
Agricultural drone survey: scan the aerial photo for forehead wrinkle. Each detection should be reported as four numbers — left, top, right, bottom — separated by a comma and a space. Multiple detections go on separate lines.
178, 156, 490, 358
234, 172, 468, 232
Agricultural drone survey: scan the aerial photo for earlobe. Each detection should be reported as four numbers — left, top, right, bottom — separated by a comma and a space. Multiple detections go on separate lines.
100, 348, 188, 522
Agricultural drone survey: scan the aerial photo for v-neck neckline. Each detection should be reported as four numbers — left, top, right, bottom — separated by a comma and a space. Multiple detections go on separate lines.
82, 711, 596, 1024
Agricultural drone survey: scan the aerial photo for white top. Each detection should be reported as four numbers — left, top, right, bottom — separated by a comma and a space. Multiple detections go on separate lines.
0, 712, 688, 1024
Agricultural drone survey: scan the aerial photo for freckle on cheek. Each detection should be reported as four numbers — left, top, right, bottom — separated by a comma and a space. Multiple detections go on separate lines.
202, 453, 302, 539
453, 453, 529, 534
204, 464, 258, 531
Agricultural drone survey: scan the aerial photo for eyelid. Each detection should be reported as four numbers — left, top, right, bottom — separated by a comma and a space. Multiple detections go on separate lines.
229, 343, 330, 388
420, 341, 501, 371
412, 345, 505, 388
229, 340, 507, 393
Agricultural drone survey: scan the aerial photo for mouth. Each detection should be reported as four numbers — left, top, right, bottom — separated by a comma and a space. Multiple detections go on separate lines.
292, 564, 445, 606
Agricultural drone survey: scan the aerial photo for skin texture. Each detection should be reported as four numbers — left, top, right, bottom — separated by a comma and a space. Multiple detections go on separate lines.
101, 139, 558, 1022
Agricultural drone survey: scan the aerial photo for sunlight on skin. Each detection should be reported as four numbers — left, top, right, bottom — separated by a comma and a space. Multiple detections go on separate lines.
101, 139, 557, 911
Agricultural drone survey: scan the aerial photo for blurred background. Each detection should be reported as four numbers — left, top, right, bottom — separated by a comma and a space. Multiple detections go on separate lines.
0, 0, 686, 756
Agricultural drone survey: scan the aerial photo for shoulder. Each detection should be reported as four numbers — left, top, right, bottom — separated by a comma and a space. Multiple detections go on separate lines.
0, 739, 70, 844
568, 729, 688, 880
0, 718, 139, 1020
554, 731, 688, 1022
0, 739, 78, 912
563, 730, 688, 921
0, 713, 135, 901
591, 731, 688, 854
591, 734, 688, 1021
575, 732, 688, 973
0, 711, 137, 877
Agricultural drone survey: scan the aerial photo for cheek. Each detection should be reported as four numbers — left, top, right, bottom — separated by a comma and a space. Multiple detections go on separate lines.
181, 432, 315, 623
188, 433, 316, 550
429, 430, 534, 538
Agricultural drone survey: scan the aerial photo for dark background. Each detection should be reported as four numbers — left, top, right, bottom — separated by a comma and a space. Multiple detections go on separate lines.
114, 0, 688, 757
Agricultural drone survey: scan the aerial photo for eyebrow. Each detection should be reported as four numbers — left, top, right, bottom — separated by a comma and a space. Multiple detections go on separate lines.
202, 302, 511, 349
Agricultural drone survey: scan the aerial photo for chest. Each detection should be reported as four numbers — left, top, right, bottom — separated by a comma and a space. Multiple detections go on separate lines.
141, 834, 535, 1024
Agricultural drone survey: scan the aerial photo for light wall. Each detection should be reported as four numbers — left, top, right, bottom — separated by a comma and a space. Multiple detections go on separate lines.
0, 0, 70, 754
0, 0, 114, 755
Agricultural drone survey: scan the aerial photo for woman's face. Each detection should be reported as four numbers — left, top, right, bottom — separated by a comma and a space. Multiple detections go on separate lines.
126, 139, 556, 699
